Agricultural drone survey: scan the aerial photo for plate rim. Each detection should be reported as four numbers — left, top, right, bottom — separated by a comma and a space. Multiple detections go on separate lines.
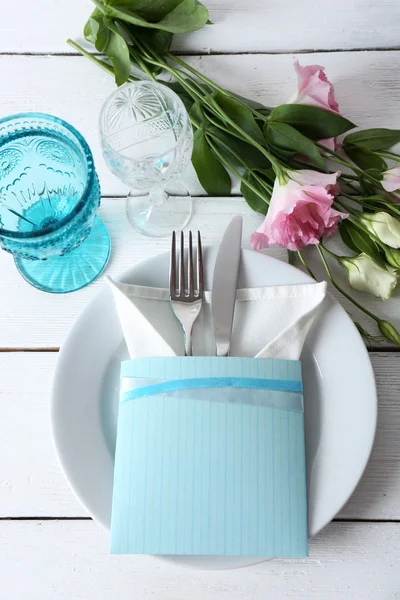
51, 248, 378, 551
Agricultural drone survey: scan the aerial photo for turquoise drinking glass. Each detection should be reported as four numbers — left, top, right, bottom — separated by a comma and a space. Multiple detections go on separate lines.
0, 113, 111, 293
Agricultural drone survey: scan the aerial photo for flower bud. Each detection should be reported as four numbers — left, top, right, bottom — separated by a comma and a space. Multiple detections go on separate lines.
384, 247, 400, 269
378, 320, 400, 346
340, 253, 398, 300
359, 212, 400, 249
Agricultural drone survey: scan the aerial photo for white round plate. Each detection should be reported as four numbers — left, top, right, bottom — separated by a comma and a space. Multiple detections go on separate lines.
51, 248, 377, 569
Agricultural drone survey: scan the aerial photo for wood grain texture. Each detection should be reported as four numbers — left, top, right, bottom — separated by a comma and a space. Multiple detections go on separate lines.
0, 52, 399, 196
0, 197, 282, 348
0, 351, 398, 520
0, 196, 399, 347
1, 0, 400, 53
1, 52, 398, 346
1, 520, 400, 599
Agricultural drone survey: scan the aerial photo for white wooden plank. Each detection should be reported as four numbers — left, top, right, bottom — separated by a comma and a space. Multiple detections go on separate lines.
0, 195, 400, 348
0, 197, 284, 348
2, 0, 400, 53
0, 351, 398, 520
1, 519, 399, 599
1, 52, 400, 197
1, 52, 400, 346
339, 352, 400, 520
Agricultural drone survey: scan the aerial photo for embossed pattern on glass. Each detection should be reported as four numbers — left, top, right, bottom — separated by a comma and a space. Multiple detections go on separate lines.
0, 113, 111, 293
99, 82, 193, 238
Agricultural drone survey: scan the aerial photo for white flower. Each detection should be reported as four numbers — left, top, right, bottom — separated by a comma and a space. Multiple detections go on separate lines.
359, 212, 400, 249
341, 253, 398, 300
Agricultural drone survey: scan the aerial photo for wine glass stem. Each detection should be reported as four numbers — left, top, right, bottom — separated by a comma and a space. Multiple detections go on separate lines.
149, 188, 168, 206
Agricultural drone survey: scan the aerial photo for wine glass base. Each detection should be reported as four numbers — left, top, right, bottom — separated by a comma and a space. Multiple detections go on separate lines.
126, 192, 193, 238
14, 215, 111, 294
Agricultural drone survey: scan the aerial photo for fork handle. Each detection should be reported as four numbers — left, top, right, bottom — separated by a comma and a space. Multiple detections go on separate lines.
184, 330, 193, 356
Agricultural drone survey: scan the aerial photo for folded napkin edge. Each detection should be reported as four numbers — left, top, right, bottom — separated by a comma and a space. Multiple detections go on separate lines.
106, 277, 328, 304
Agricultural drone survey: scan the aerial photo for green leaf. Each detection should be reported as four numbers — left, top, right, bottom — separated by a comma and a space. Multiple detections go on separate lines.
100, 18, 131, 85
344, 128, 400, 151
254, 166, 275, 180
231, 93, 270, 112
158, 0, 209, 33
212, 92, 266, 147
264, 121, 325, 169
191, 129, 232, 195
362, 194, 397, 212
97, 0, 209, 33
208, 127, 271, 170
164, 81, 195, 112
240, 171, 270, 215
84, 9, 110, 51
269, 104, 355, 139
127, 24, 173, 57
189, 102, 207, 127
104, 0, 184, 22
257, 108, 271, 117
338, 221, 359, 253
359, 174, 379, 196
365, 167, 384, 181
339, 220, 383, 262
344, 144, 387, 172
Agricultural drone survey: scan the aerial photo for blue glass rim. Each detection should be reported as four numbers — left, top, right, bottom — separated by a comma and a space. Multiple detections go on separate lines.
0, 112, 97, 240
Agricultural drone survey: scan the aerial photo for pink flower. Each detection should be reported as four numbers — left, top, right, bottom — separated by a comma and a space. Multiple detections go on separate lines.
251, 170, 347, 251
290, 59, 340, 150
291, 59, 339, 113
382, 166, 400, 194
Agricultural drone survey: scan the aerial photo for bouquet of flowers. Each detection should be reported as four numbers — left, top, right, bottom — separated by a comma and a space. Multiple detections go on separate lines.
69, 0, 400, 345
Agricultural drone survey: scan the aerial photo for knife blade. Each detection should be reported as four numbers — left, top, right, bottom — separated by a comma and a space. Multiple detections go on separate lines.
212, 216, 243, 357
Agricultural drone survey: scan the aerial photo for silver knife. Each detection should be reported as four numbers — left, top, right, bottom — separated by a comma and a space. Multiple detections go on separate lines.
212, 216, 243, 357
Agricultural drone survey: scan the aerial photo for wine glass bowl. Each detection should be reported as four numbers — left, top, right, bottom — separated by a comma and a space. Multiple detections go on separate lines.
0, 113, 111, 293
99, 81, 194, 237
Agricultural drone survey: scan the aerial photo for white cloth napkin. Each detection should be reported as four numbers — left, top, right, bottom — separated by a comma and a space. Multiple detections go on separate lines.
107, 277, 327, 360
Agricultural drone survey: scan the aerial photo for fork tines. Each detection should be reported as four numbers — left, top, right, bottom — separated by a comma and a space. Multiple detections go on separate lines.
170, 231, 203, 301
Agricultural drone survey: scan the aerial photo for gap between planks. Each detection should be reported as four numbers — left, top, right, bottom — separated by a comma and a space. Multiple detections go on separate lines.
0, 347, 398, 353
1, 47, 400, 58
0, 348, 59, 352
0, 516, 399, 523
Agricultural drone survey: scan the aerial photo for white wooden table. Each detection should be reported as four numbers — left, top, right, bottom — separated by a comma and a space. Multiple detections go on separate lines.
1, 1, 400, 597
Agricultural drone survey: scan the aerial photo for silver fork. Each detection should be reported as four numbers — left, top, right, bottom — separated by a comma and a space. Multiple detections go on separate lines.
169, 231, 204, 356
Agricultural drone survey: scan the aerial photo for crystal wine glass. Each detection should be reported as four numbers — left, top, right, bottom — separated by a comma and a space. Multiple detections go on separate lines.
0, 113, 110, 293
99, 81, 194, 238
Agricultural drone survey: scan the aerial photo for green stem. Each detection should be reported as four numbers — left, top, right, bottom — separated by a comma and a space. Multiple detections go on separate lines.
207, 136, 270, 204
167, 52, 270, 122
317, 142, 381, 184
379, 151, 400, 163
67, 39, 114, 78
143, 52, 280, 171
296, 251, 317, 279
67, 39, 138, 81
340, 181, 363, 196
317, 246, 379, 322
319, 243, 341, 260
346, 216, 389, 252
317, 143, 356, 165
131, 36, 210, 102
167, 52, 222, 93
335, 197, 360, 216
105, 34, 281, 172
200, 106, 272, 155
209, 129, 273, 193
131, 50, 157, 82
338, 173, 359, 181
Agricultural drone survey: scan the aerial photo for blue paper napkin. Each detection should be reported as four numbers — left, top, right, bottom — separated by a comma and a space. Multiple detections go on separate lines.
111, 357, 308, 557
